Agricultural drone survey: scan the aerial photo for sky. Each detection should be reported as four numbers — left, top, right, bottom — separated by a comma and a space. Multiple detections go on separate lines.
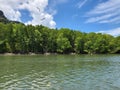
0, 0, 120, 36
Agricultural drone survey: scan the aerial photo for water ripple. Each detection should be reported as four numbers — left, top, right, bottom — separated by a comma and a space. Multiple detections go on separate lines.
0, 55, 120, 90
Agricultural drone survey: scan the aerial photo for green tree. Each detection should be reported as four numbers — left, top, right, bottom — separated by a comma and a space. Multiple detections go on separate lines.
74, 31, 85, 54
56, 32, 72, 53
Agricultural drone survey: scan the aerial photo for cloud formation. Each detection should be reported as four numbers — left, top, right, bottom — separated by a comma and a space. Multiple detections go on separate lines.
0, 0, 56, 28
85, 0, 120, 24
98, 27, 120, 36
77, 0, 88, 9
47, 0, 68, 15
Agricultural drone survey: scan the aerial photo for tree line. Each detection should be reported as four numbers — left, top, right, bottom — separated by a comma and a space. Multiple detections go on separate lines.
0, 22, 120, 54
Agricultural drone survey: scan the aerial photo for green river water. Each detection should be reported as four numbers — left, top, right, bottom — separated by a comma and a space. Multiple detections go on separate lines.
0, 54, 120, 90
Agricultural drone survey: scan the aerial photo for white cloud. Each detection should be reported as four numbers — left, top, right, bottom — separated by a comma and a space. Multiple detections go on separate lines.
77, 0, 88, 9
85, 0, 120, 24
86, 11, 120, 23
0, 0, 56, 28
98, 27, 120, 36
47, 0, 68, 15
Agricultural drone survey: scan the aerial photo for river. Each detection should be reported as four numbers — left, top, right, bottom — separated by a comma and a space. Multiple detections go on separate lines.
0, 54, 120, 90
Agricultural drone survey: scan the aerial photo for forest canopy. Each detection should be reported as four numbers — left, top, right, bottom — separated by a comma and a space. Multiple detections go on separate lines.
0, 22, 120, 54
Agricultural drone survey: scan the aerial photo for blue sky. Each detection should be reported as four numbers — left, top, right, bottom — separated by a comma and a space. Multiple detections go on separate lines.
48, 0, 120, 35
0, 0, 120, 36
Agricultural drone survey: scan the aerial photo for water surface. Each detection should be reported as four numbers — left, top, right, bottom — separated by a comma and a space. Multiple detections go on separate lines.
0, 55, 120, 90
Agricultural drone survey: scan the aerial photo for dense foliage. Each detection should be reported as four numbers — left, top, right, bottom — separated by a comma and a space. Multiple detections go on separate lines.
0, 23, 120, 54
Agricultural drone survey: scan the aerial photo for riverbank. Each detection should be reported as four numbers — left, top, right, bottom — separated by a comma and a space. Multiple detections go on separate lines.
0, 52, 119, 56
0, 52, 76, 56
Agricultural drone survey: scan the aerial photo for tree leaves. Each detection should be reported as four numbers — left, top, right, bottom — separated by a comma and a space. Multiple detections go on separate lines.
0, 22, 120, 54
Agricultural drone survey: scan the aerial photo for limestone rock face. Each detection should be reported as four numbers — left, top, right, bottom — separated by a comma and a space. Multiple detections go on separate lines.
0, 10, 9, 23
0, 10, 22, 24
0, 10, 5, 18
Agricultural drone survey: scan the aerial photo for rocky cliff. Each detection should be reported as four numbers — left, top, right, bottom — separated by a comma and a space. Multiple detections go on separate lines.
0, 10, 22, 24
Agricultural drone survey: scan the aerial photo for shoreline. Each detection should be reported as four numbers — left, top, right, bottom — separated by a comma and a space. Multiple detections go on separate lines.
0, 52, 75, 56
0, 52, 119, 56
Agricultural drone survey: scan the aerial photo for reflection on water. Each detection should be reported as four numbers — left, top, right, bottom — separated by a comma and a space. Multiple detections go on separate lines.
0, 55, 120, 90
